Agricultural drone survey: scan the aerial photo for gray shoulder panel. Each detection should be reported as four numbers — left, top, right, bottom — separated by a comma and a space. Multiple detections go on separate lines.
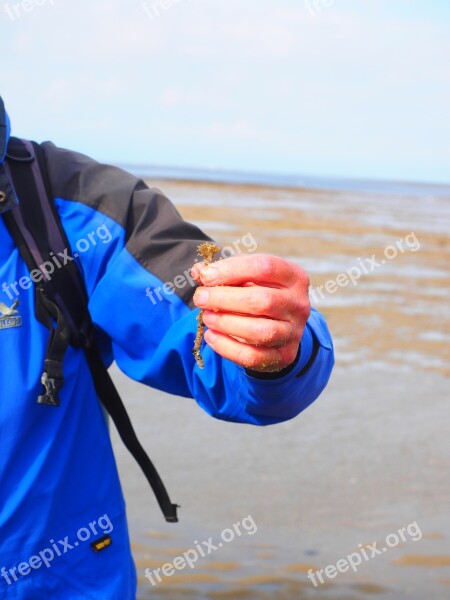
41, 142, 211, 307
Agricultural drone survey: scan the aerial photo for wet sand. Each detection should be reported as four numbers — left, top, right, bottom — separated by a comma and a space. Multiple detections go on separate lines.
109, 179, 450, 599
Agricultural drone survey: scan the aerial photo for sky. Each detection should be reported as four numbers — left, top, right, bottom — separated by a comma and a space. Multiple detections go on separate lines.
1, 0, 449, 184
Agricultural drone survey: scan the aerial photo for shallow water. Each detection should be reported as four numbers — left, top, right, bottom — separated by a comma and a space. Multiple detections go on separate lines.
109, 179, 450, 599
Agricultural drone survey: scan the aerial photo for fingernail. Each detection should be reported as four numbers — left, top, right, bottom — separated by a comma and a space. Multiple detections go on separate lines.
201, 266, 219, 283
195, 289, 209, 307
202, 310, 216, 326
204, 329, 217, 343
191, 263, 203, 278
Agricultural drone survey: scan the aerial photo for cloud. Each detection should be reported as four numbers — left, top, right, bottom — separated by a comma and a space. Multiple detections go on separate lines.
2, 0, 449, 182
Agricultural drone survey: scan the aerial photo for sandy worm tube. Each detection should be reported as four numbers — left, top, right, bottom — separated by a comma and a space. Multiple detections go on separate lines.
193, 242, 221, 369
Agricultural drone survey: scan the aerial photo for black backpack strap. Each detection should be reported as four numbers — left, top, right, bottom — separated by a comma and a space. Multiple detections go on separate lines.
2, 138, 179, 523
85, 346, 179, 522
3, 138, 89, 406
4, 138, 91, 346
36, 289, 70, 407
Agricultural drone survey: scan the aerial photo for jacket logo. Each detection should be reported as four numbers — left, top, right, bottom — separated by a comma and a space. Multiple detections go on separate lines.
0, 299, 22, 330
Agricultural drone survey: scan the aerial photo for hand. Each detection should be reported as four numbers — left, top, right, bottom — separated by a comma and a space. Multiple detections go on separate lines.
192, 253, 311, 373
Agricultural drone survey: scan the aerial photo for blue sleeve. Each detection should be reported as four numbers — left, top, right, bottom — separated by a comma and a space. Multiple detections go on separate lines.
54, 182, 333, 427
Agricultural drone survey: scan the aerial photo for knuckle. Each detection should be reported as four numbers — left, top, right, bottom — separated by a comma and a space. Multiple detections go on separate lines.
294, 323, 306, 345
293, 265, 310, 290
291, 296, 311, 322
236, 346, 259, 370
259, 321, 279, 345
245, 346, 286, 372
300, 298, 311, 320
249, 290, 274, 315
255, 254, 277, 279
287, 321, 302, 345
267, 343, 295, 369
301, 270, 311, 290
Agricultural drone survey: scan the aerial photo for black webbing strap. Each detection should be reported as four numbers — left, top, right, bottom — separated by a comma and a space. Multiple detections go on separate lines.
4, 139, 91, 347
36, 289, 70, 407
85, 346, 179, 522
2, 137, 179, 523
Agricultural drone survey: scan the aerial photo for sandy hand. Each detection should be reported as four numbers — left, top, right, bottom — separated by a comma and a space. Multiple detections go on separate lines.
192, 253, 311, 373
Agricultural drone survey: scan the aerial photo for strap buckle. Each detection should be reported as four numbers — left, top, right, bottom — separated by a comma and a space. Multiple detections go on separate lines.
37, 370, 63, 407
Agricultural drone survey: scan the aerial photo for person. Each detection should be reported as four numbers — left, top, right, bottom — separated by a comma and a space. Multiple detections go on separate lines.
0, 97, 334, 598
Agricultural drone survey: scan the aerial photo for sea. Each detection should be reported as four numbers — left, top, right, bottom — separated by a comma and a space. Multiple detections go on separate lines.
108, 166, 450, 600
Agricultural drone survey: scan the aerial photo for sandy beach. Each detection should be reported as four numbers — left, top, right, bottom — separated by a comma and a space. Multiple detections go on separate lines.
108, 178, 450, 599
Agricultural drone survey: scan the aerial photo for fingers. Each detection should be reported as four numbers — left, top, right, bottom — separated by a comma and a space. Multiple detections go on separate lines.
203, 329, 300, 372
194, 285, 300, 321
193, 254, 308, 289
190, 251, 312, 372
191, 261, 207, 283
202, 310, 298, 347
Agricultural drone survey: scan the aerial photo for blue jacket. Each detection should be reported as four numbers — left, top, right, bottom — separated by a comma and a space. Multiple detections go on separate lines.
0, 103, 334, 598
